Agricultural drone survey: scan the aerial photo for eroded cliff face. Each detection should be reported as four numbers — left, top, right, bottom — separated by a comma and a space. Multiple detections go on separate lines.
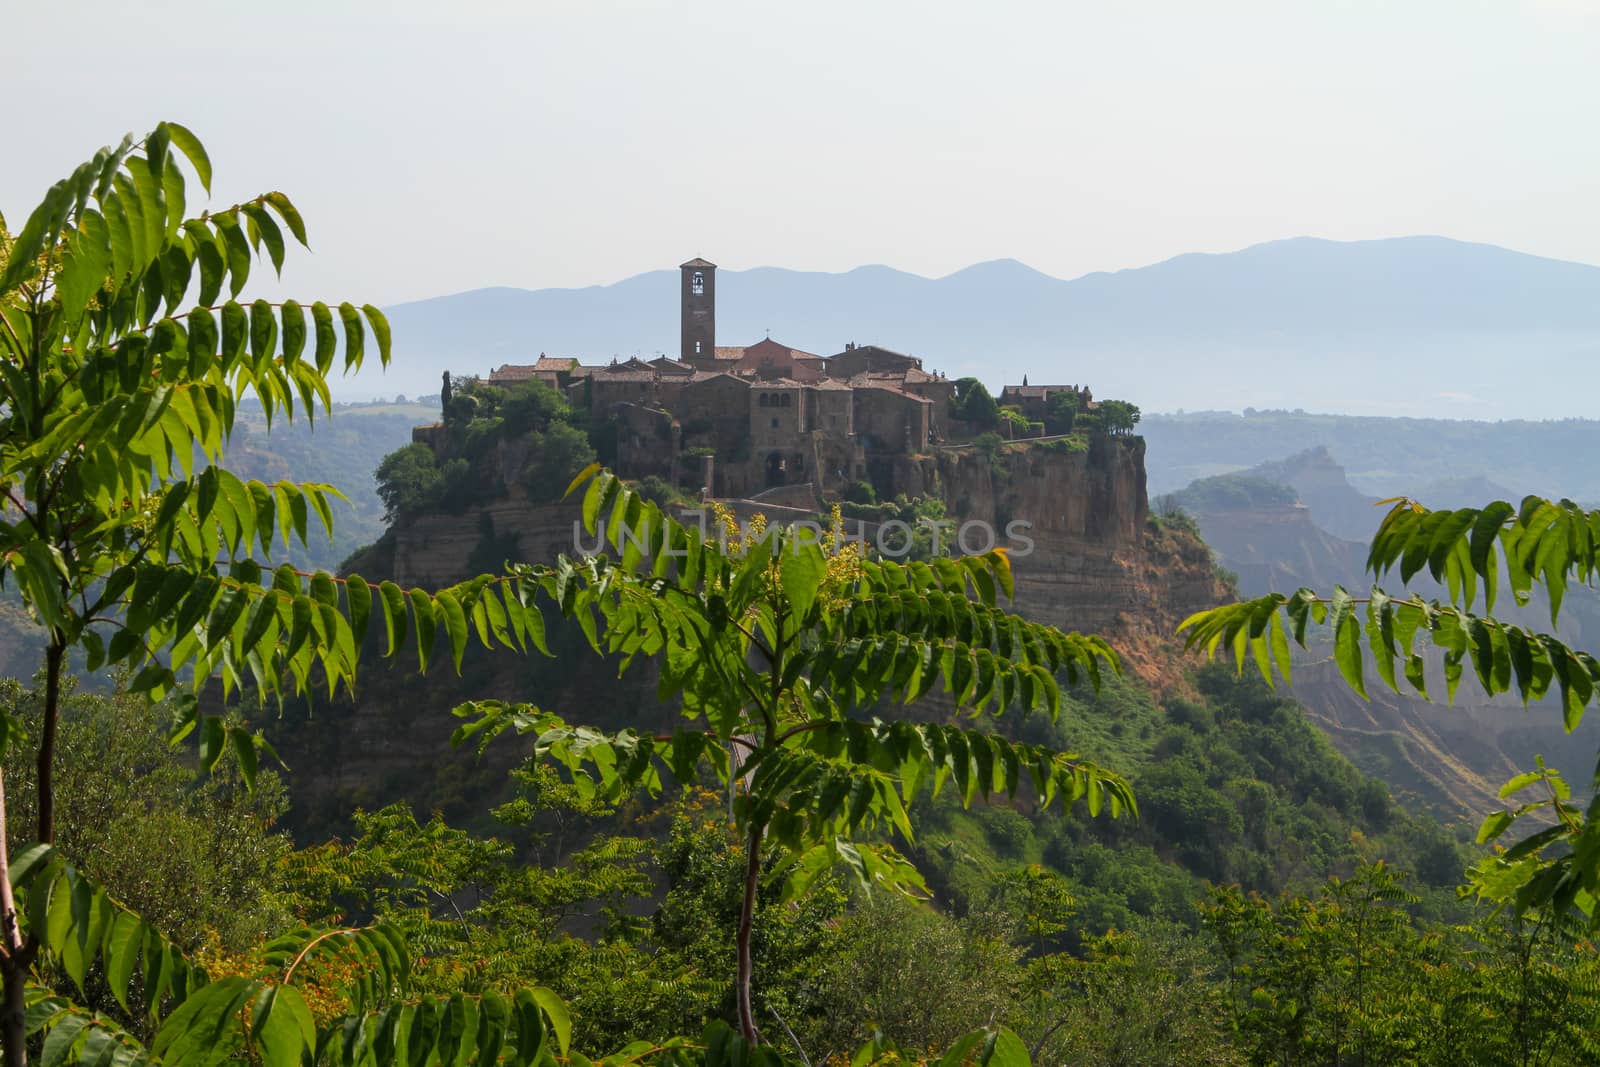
278, 436, 1226, 832
890, 439, 1221, 661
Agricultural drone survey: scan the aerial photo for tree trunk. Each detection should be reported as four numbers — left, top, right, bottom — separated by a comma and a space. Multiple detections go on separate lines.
0, 769, 32, 1067
36, 639, 64, 845
735, 820, 764, 1045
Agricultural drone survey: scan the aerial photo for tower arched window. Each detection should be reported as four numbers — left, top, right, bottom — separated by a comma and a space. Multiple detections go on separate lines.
691, 272, 705, 296
759, 394, 770, 407
781, 394, 791, 407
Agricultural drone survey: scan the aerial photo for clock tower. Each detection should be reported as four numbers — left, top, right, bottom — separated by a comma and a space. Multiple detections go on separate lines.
680, 257, 716, 366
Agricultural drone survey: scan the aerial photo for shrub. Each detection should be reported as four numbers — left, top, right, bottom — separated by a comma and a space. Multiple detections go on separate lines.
842, 480, 877, 505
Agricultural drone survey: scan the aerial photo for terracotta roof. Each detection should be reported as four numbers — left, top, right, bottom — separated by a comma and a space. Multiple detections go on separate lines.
854, 383, 933, 404
680, 257, 717, 269
711, 346, 746, 361
1002, 384, 1078, 399
533, 356, 578, 370
810, 378, 852, 391
588, 370, 656, 383
648, 357, 694, 373
828, 344, 918, 362
683, 372, 750, 387
489, 364, 537, 380
735, 338, 824, 362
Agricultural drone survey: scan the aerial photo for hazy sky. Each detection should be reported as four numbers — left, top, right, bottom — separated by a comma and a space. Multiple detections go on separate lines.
5, 1, 1599, 306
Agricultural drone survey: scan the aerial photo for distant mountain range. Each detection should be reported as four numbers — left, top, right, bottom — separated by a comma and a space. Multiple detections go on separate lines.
351, 236, 1600, 420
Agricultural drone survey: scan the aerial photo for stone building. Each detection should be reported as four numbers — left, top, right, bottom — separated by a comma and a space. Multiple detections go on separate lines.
467, 255, 1032, 501
999, 382, 1093, 424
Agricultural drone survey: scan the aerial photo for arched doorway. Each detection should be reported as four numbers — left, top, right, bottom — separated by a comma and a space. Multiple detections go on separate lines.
764, 451, 786, 488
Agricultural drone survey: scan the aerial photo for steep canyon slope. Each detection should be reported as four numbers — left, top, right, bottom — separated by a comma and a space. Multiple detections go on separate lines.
1177, 448, 1600, 819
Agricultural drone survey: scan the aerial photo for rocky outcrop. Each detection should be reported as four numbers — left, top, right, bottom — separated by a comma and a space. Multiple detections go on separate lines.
391, 494, 582, 590
277, 434, 1226, 833
906, 438, 1219, 643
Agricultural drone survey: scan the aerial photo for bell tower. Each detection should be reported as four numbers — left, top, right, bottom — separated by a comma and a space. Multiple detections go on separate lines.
680, 257, 716, 366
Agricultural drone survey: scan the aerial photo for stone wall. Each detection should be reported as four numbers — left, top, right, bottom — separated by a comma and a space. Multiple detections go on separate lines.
852, 387, 930, 453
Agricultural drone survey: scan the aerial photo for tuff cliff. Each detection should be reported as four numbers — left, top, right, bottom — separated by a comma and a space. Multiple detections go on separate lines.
276, 436, 1228, 832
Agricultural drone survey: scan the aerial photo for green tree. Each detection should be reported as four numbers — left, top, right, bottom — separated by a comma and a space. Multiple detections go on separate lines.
1097, 400, 1141, 436
452, 470, 1136, 1043
952, 378, 1001, 431
1043, 391, 1078, 436
0, 124, 584, 1067
0, 678, 290, 955
374, 442, 444, 519
1028, 924, 1241, 1067
522, 421, 597, 503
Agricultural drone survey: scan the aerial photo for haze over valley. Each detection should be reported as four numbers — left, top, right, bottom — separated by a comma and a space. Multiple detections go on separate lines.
372, 235, 1600, 421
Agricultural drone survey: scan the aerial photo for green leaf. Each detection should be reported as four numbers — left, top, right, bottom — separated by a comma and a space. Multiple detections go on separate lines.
524, 987, 571, 1056
1478, 810, 1515, 843
337, 302, 365, 371
979, 1027, 1031, 1067
198, 717, 225, 773
229, 727, 259, 790
379, 581, 407, 657
311, 302, 336, 374
436, 590, 469, 672
249, 299, 277, 364
252, 985, 315, 1067
362, 304, 391, 366
241, 202, 286, 275
163, 122, 213, 193
780, 541, 826, 624
1334, 612, 1366, 699
279, 300, 306, 364
104, 914, 144, 1012
263, 191, 307, 246
408, 588, 437, 671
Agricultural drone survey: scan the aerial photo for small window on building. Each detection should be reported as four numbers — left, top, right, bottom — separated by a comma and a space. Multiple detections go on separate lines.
759, 394, 769, 407
781, 394, 791, 407
771, 417, 779, 428
695, 340, 702, 355
691, 272, 705, 295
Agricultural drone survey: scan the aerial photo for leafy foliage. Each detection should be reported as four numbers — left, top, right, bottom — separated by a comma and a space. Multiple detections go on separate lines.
1043, 392, 1078, 436
1182, 494, 1600, 931
447, 468, 1133, 1041
0, 678, 290, 954
1094, 400, 1140, 436
950, 379, 1001, 431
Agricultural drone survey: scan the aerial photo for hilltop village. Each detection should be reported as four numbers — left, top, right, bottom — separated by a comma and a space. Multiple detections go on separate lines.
453, 258, 1097, 501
